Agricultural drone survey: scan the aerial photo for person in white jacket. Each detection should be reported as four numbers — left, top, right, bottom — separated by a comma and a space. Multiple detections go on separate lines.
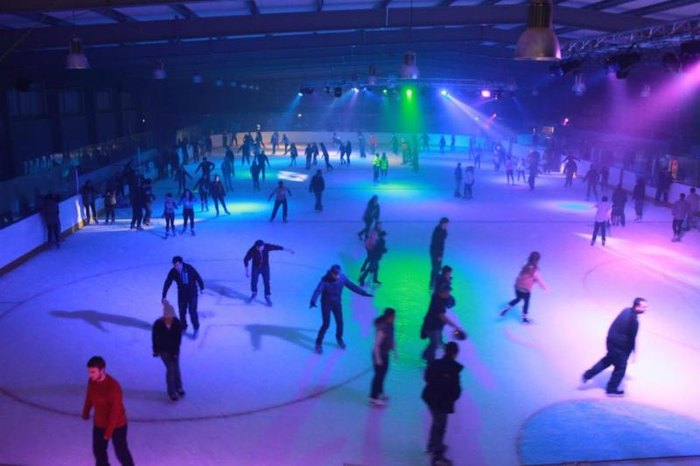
591, 196, 612, 246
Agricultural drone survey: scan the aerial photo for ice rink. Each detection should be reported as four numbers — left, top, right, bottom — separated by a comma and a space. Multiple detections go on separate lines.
1, 146, 699, 466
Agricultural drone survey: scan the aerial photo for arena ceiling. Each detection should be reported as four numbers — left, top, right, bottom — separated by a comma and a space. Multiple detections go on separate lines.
0, 0, 698, 86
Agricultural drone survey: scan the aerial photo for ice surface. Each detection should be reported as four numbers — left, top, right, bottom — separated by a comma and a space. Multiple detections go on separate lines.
1, 146, 699, 466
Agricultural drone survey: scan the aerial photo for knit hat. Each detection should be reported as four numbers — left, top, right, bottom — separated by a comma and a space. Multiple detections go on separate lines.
162, 300, 175, 317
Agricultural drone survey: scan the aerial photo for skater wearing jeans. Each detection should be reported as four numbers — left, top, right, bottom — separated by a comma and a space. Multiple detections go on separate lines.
309, 265, 372, 354
163, 193, 178, 237
500, 251, 547, 324
179, 189, 196, 235
582, 298, 647, 396
82, 356, 135, 466
369, 308, 396, 407
152, 300, 184, 401
422, 341, 463, 466
162, 256, 205, 336
591, 196, 612, 246
243, 239, 294, 305
268, 181, 292, 222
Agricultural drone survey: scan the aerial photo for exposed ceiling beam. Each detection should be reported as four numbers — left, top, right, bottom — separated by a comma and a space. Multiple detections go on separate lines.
12, 12, 73, 28
91, 7, 135, 23
170, 4, 198, 19
584, 0, 639, 11
0, 0, 214, 13
0, 6, 662, 52
628, 0, 700, 16
247, 0, 260, 15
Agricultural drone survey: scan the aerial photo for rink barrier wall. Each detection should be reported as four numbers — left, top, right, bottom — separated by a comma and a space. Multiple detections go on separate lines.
0, 195, 85, 276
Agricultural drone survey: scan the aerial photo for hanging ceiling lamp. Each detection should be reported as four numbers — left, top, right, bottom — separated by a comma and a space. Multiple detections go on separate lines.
152, 60, 166, 80
515, 0, 561, 61
66, 38, 90, 70
400, 51, 419, 79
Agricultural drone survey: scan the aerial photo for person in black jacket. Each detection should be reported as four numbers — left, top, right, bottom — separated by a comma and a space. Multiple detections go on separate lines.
309, 265, 373, 354
582, 297, 648, 396
429, 217, 449, 290
195, 157, 215, 181
358, 195, 380, 241
209, 175, 230, 216
420, 285, 465, 363
162, 256, 205, 336
309, 170, 325, 211
152, 301, 184, 401
243, 239, 294, 305
422, 341, 463, 466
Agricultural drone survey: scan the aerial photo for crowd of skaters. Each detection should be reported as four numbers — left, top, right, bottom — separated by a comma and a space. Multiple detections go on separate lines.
33, 128, 693, 466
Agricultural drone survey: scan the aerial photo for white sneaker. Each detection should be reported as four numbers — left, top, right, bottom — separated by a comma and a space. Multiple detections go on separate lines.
369, 397, 386, 407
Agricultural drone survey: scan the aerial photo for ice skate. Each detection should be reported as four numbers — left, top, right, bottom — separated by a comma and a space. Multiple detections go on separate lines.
265, 296, 272, 306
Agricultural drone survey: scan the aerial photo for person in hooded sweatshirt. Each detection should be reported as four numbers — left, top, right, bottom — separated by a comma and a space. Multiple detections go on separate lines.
309, 265, 373, 354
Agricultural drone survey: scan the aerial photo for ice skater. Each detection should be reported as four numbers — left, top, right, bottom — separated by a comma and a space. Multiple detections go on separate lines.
463, 167, 475, 199
499, 251, 547, 324
422, 341, 463, 466
243, 239, 294, 305
152, 300, 185, 401
358, 195, 380, 241
162, 256, 205, 336
210, 175, 230, 216
309, 169, 325, 212
369, 308, 396, 407
268, 180, 292, 223
309, 264, 373, 354
429, 217, 449, 290
162, 193, 178, 238
454, 163, 463, 197
582, 297, 648, 396
359, 230, 387, 287
179, 189, 196, 235
82, 356, 135, 466
632, 178, 646, 221
671, 193, 690, 242
591, 196, 612, 246
420, 284, 465, 363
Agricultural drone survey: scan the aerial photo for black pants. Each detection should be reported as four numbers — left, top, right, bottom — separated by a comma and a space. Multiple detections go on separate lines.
508, 288, 531, 315
130, 205, 142, 228
251, 265, 271, 296
84, 202, 97, 223
359, 258, 380, 284
370, 354, 389, 398
213, 195, 229, 215
427, 408, 449, 457
270, 199, 288, 221
315, 302, 343, 345
673, 219, 684, 237
182, 208, 194, 230
92, 425, 134, 466
528, 174, 536, 190
313, 191, 323, 211
586, 184, 598, 200
160, 352, 183, 397
584, 343, 630, 392
178, 293, 199, 330
429, 255, 442, 289
592, 221, 607, 244
634, 200, 644, 218
143, 202, 152, 224
105, 205, 115, 223
46, 223, 60, 245
165, 212, 175, 231
463, 182, 473, 199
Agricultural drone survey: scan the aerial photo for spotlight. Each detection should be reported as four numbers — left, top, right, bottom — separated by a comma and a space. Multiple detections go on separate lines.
382, 88, 388, 95
440, 89, 449, 97
352, 87, 359, 93
333, 86, 342, 98
191, 71, 203, 84
152, 60, 166, 80
299, 86, 314, 95
405, 88, 413, 98
298, 92, 303, 97
480, 89, 491, 98
562, 117, 570, 126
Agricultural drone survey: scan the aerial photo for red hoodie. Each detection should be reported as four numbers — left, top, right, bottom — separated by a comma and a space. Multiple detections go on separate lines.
82, 374, 127, 439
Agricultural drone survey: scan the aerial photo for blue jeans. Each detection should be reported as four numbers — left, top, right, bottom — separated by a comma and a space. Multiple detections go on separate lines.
160, 352, 182, 397
178, 293, 199, 330
315, 302, 343, 345
251, 266, 271, 296
92, 425, 134, 466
